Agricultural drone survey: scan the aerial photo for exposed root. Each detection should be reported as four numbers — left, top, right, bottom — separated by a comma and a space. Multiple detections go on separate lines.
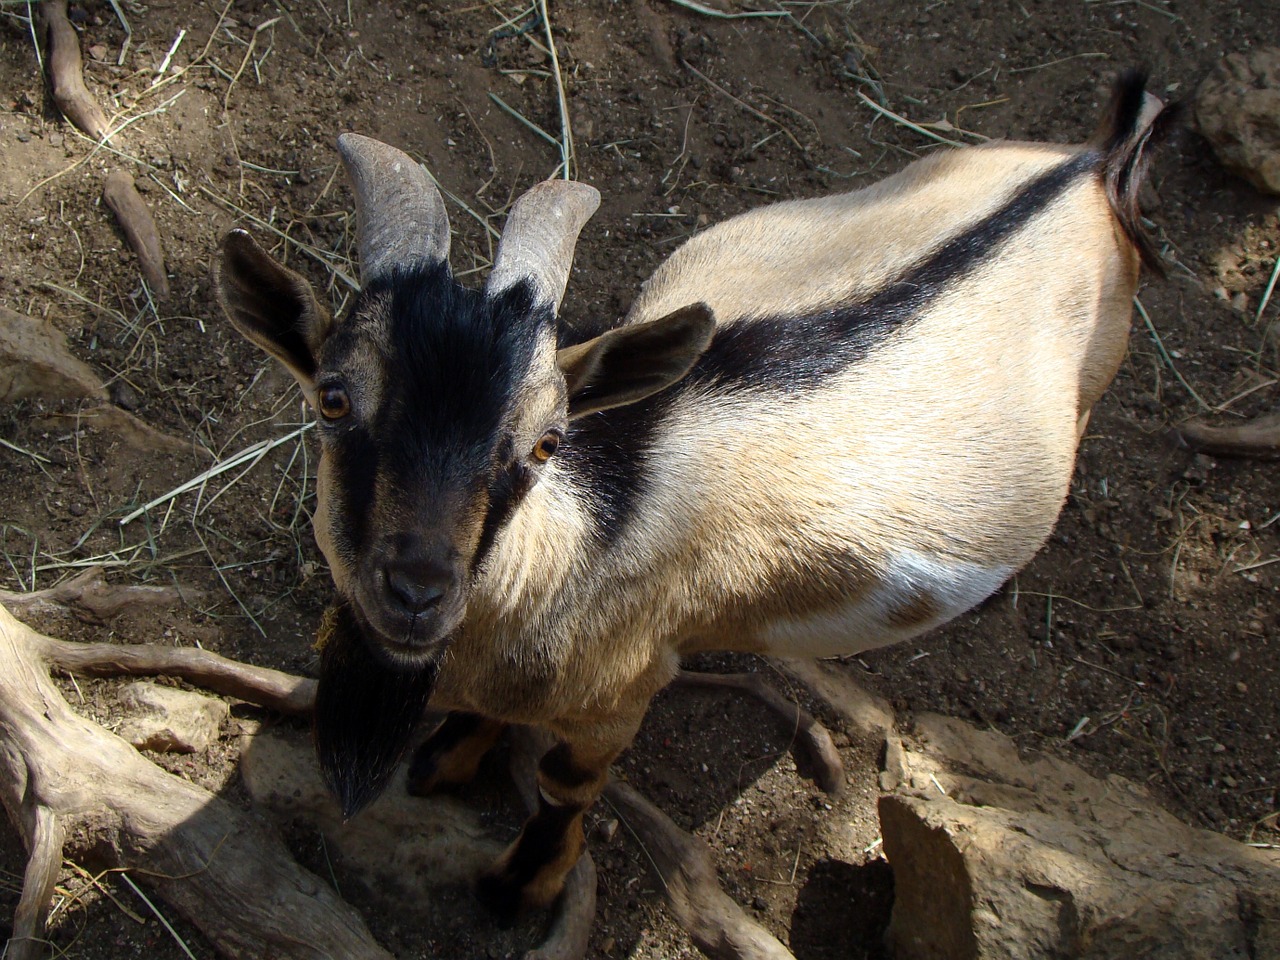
0, 602, 389, 958
675, 668, 845, 794
1178, 411, 1280, 459
604, 780, 798, 960
36, 0, 110, 140
0, 602, 849, 960
0, 566, 193, 625
103, 169, 171, 300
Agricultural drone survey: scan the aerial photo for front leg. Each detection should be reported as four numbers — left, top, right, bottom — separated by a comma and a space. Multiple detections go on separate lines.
477, 721, 631, 917
406, 711, 506, 796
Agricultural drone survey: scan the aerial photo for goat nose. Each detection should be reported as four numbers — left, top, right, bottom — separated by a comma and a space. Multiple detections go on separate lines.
385, 564, 450, 614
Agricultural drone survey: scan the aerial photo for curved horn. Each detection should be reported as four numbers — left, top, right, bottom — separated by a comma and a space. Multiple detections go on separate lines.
337, 133, 450, 284
486, 180, 600, 314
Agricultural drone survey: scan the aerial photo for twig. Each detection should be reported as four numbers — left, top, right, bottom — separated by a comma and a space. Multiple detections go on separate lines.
856, 91, 963, 147
537, 0, 574, 179
120, 874, 198, 960
1134, 296, 1211, 412
1008, 52, 1108, 74
118, 425, 314, 527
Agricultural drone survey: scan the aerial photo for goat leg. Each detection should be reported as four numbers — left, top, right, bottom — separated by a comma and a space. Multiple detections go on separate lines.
508, 726, 598, 960
674, 668, 844, 794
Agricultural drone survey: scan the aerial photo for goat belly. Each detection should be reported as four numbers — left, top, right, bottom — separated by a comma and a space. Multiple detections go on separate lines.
751, 549, 1014, 658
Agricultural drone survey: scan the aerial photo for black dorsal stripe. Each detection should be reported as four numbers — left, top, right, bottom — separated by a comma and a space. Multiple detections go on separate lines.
563, 149, 1100, 542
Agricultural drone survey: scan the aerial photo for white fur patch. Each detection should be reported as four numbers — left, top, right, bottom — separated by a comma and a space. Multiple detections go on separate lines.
757, 549, 1012, 658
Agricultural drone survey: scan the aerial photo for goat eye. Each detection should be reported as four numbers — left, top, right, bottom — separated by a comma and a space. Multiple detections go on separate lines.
317, 384, 351, 420
531, 431, 561, 462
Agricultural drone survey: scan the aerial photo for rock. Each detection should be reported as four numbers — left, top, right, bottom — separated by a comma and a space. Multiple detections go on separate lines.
240, 728, 501, 908
0, 306, 106, 404
117, 681, 228, 753
1196, 48, 1280, 195
880, 712, 1280, 959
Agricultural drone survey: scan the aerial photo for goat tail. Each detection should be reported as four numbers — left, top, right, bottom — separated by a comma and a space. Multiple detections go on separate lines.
1091, 69, 1182, 274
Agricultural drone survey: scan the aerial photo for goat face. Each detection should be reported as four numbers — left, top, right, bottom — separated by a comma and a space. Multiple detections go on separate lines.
216, 136, 713, 669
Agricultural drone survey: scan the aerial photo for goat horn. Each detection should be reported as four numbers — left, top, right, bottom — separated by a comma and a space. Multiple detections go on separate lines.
486, 180, 600, 314
337, 134, 450, 285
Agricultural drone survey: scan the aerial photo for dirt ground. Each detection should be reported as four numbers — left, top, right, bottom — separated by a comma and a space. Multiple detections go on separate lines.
0, 0, 1278, 958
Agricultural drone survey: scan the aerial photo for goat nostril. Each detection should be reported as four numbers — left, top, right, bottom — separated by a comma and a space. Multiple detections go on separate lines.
385, 567, 447, 614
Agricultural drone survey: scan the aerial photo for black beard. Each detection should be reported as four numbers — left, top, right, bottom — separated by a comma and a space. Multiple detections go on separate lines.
313, 599, 440, 819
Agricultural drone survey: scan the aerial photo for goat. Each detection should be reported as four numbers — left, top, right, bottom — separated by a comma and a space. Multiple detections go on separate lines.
214, 71, 1173, 915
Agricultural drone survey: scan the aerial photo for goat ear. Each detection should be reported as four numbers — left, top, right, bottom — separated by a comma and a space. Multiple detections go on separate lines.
215, 229, 333, 389
558, 303, 714, 419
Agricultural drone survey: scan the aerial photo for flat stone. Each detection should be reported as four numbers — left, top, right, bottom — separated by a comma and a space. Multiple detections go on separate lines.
240, 728, 501, 906
117, 681, 228, 754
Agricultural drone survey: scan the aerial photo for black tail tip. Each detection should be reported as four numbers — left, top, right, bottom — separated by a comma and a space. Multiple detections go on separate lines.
1095, 68, 1181, 274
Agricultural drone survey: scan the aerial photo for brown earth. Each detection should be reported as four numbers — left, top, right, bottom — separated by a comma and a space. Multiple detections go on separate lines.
0, 1, 1277, 958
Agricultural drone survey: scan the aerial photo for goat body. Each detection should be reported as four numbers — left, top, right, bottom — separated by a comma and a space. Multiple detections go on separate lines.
216, 72, 1171, 914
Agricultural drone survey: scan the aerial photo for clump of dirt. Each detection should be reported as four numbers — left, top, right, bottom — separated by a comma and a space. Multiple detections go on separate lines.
0, 1, 1277, 958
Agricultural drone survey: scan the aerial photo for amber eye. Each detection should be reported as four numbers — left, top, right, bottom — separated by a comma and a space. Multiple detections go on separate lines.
317, 384, 351, 421
532, 431, 561, 462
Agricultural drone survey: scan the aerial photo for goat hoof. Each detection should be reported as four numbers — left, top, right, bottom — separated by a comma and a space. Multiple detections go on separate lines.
475, 867, 527, 924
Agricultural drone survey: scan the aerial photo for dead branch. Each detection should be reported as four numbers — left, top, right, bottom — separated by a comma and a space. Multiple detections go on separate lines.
0, 602, 388, 959
103, 169, 170, 300
604, 780, 798, 960
36, 0, 110, 140
675, 668, 844, 793
1178, 411, 1280, 459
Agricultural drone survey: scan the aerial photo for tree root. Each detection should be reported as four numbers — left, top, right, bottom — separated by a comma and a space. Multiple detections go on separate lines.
0, 566, 196, 625
1178, 411, 1280, 459
36, 0, 110, 140
0, 599, 825, 960
675, 667, 845, 794
0, 602, 386, 959
103, 168, 170, 300
603, 781, 798, 960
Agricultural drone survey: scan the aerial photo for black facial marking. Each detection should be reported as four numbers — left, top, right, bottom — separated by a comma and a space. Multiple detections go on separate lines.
313, 599, 439, 819
319, 263, 551, 563
562, 151, 1100, 542
473, 459, 534, 575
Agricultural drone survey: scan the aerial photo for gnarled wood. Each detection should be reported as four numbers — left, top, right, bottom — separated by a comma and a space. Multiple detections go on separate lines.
0, 602, 389, 959
604, 780, 798, 960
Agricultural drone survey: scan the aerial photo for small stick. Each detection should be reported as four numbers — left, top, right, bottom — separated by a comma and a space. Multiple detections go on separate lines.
856, 92, 963, 148
37, 0, 110, 140
1134, 296, 1211, 412
536, 0, 574, 180
103, 169, 170, 300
